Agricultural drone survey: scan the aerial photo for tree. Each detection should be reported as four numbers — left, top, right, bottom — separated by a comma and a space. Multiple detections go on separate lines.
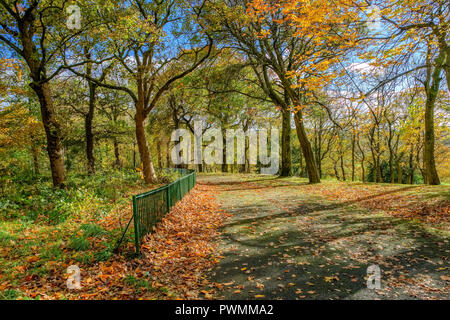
211, 0, 362, 183
364, 0, 449, 184
82, 47, 112, 175
208, 1, 298, 177
0, 0, 78, 187
65, 0, 213, 183
96, 84, 134, 170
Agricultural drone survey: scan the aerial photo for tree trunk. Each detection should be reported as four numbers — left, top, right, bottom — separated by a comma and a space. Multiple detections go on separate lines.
389, 154, 394, 183
369, 131, 378, 183
157, 137, 163, 169
15, 11, 66, 187
333, 159, 340, 181
166, 139, 171, 168
317, 156, 322, 178
293, 111, 320, 183
239, 159, 246, 173
357, 135, 366, 183
423, 52, 443, 185
361, 160, 365, 183
30, 82, 66, 188
85, 82, 96, 175
371, 154, 378, 183
439, 43, 450, 91
135, 111, 157, 183
351, 134, 355, 181
408, 146, 414, 184
280, 107, 291, 176
397, 159, 402, 184
340, 154, 346, 181
31, 145, 40, 176
173, 117, 183, 169
85, 52, 96, 175
314, 125, 322, 178
133, 139, 137, 169
245, 133, 250, 173
29, 131, 40, 176
113, 137, 121, 169
299, 151, 304, 177
372, 153, 382, 183
377, 158, 383, 183
222, 129, 228, 173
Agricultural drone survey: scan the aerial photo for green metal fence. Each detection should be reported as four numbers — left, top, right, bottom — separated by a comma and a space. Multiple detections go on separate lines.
116, 168, 196, 255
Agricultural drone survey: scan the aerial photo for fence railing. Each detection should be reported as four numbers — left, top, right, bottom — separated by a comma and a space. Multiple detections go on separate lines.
115, 168, 196, 255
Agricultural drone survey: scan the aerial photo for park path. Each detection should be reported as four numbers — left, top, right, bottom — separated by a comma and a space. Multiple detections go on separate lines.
198, 175, 449, 300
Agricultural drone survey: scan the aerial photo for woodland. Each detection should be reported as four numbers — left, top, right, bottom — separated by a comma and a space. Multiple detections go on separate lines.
0, 0, 448, 300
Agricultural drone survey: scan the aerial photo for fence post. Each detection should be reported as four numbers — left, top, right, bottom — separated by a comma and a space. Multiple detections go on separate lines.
166, 185, 171, 213
132, 195, 140, 255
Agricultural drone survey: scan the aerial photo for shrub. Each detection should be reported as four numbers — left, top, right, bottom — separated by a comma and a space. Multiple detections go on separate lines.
69, 236, 90, 251
81, 223, 105, 237
157, 170, 181, 184
94, 249, 113, 262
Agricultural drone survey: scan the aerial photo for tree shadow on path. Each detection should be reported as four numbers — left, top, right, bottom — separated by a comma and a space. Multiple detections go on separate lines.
201, 176, 449, 300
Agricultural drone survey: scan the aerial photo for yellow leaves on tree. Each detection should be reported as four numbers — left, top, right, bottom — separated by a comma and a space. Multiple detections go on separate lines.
0, 58, 24, 101
365, 0, 449, 71
247, 0, 362, 91
0, 105, 43, 156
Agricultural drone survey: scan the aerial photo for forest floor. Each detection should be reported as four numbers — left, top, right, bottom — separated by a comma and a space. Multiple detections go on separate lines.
0, 179, 227, 300
198, 174, 450, 300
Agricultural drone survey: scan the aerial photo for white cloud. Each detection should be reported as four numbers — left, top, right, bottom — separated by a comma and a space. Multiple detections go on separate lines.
348, 62, 384, 76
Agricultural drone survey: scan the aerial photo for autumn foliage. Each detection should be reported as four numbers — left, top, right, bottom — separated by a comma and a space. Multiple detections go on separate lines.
0, 184, 228, 300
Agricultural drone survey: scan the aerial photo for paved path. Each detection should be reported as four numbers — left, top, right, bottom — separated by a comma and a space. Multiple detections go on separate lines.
198, 175, 449, 300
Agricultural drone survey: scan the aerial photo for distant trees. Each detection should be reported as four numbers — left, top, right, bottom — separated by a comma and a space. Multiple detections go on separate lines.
207, 0, 364, 183
209, 0, 300, 178
365, 0, 449, 184
65, 0, 213, 184
0, 0, 448, 186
